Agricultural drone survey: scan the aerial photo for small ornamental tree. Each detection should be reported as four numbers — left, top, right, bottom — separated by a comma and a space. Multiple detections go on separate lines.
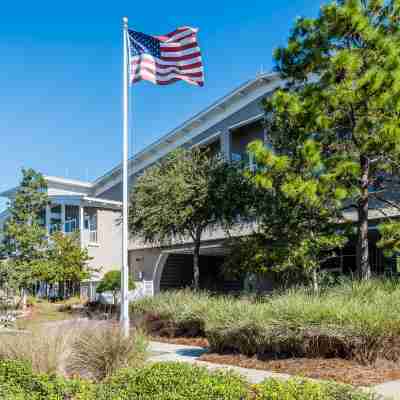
0, 169, 49, 305
44, 232, 95, 298
262, 0, 400, 279
96, 270, 135, 305
129, 148, 253, 289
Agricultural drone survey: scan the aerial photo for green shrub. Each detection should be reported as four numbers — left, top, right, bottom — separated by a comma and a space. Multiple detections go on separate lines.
97, 270, 135, 305
26, 296, 37, 307
0, 359, 96, 400
0, 359, 380, 400
255, 378, 377, 400
68, 325, 148, 381
97, 362, 249, 400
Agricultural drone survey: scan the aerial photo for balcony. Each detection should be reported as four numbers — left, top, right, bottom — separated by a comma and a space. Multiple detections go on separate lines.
46, 204, 98, 245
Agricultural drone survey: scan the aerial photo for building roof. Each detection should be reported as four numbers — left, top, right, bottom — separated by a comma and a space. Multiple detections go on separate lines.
1, 72, 281, 202
92, 72, 281, 196
44, 175, 93, 188
0, 175, 93, 199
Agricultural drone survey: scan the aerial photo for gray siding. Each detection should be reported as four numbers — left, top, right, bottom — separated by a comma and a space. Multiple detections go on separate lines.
98, 92, 270, 203
190, 93, 267, 147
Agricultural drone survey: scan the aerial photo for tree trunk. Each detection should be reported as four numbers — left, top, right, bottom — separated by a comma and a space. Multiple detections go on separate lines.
21, 288, 27, 310
312, 269, 319, 295
193, 240, 201, 290
357, 155, 371, 280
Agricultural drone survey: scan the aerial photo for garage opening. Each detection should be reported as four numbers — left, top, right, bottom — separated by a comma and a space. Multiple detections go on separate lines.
159, 249, 243, 293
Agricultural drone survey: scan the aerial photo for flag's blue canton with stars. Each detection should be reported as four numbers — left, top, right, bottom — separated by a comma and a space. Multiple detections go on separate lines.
128, 31, 161, 58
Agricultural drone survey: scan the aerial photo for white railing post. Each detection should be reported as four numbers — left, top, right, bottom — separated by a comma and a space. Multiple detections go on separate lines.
61, 204, 66, 234
45, 205, 51, 236
79, 205, 85, 248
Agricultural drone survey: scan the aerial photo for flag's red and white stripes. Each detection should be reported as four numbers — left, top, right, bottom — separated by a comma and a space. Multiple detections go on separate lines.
129, 27, 204, 86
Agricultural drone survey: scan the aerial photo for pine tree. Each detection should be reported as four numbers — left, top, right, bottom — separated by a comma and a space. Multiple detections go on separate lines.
1, 169, 49, 304
264, 0, 400, 279
225, 139, 350, 292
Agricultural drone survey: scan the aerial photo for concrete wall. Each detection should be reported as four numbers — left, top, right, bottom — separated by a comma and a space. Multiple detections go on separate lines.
128, 247, 162, 281
86, 208, 122, 280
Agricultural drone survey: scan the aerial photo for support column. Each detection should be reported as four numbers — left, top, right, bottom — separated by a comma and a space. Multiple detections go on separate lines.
220, 129, 232, 162
45, 205, 51, 235
79, 205, 85, 248
61, 204, 66, 234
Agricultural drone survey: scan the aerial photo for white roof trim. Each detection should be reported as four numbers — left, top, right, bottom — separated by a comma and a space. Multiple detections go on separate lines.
0, 209, 10, 222
45, 175, 93, 188
191, 131, 221, 148
0, 187, 17, 199
83, 196, 122, 207
93, 72, 282, 196
228, 113, 264, 131
1, 176, 93, 199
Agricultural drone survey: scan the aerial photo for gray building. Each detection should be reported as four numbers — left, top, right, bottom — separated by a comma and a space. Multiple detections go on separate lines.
1, 72, 394, 297
1, 72, 280, 296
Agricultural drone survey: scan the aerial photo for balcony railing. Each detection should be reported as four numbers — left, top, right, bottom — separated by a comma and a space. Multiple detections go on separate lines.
49, 223, 62, 234
49, 218, 78, 235
231, 152, 257, 172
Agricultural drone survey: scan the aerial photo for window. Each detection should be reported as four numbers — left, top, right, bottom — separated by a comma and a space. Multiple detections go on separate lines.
84, 211, 98, 243
65, 218, 77, 234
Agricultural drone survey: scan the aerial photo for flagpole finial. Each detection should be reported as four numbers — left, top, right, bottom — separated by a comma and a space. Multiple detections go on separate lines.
123, 16, 128, 28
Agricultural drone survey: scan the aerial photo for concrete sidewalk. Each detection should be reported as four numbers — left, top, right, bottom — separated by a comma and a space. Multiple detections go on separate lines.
148, 341, 291, 384
148, 341, 399, 399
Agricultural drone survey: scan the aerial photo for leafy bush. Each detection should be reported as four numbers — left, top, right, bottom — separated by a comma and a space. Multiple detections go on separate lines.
255, 378, 377, 400
131, 280, 400, 363
26, 295, 37, 307
68, 324, 148, 381
0, 359, 378, 400
0, 359, 95, 400
97, 270, 135, 305
97, 362, 249, 400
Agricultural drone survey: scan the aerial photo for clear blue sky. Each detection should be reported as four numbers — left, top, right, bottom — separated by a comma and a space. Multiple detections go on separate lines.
0, 0, 324, 211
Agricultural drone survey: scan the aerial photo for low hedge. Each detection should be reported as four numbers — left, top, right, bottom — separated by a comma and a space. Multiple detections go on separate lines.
97, 362, 249, 400
0, 359, 95, 400
255, 378, 377, 400
0, 359, 376, 400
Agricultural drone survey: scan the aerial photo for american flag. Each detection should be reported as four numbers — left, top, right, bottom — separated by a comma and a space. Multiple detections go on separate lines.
127, 27, 204, 87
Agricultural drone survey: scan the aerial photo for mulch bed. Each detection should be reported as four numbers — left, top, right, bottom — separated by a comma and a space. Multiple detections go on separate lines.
150, 335, 209, 348
200, 353, 400, 387
150, 334, 400, 386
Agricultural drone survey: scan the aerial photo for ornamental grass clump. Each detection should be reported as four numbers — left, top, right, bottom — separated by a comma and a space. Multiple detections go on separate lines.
68, 324, 148, 381
0, 325, 74, 375
131, 279, 400, 364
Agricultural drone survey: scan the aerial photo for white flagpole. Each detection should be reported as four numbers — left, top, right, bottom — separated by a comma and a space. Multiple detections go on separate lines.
121, 16, 130, 337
